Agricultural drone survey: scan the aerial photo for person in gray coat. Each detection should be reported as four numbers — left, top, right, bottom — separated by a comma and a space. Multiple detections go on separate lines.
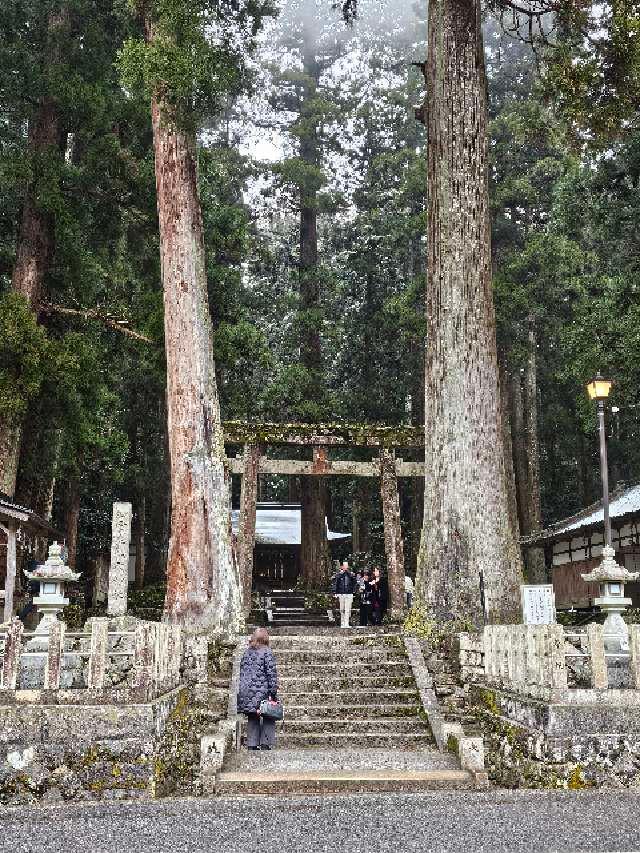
237, 627, 279, 750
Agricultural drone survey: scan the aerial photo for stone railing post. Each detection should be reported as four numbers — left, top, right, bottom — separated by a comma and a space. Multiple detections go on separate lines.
629, 625, 640, 689
548, 624, 568, 700
587, 623, 608, 689
88, 618, 109, 689
133, 622, 155, 693
1, 617, 23, 689
44, 620, 65, 690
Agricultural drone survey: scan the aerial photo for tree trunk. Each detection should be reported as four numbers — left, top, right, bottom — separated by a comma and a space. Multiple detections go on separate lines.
0, 9, 68, 496
65, 478, 81, 571
380, 450, 405, 618
509, 371, 528, 531
523, 319, 546, 582
238, 444, 260, 611
148, 24, 242, 632
134, 493, 146, 591
352, 480, 371, 554
498, 355, 520, 548
416, 0, 522, 623
297, 38, 329, 585
300, 477, 330, 589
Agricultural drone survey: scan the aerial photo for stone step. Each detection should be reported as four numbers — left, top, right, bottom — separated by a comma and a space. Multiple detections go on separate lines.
282, 717, 429, 734
249, 625, 401, 636
279, 674, 416, 690
216, 768, 473, 795
277, 732, 435, 749
270, 618, 332, 626
279, 689, 419, 706
284, 703, 421, 721
268, 634, 403, 647
277, 661, 413, 678
274, 650, 406, 665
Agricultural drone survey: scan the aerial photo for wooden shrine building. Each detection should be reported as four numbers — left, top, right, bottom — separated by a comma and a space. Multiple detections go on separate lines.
521, 482, 640, 610
224, 421, 425, 618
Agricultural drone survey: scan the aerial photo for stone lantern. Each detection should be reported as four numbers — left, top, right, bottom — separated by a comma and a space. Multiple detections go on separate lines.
24, 541, 81, 638
582, 546, 639, 651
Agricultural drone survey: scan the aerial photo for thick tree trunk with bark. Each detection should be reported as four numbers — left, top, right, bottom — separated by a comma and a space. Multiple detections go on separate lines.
522, 320, 546, 582
148, 50, 242, 632
380, 450, 405, 618
300, 478, 330, 588
498, 356, 520, 547
510, 369, 531, 535
65, 478, 81, 571
238, 444, 260, 611
352, 480, 371, 554
297, 37, 329, 585
0, 11, 67, 496
134, 493, 146, 591
416, 0, 522, 623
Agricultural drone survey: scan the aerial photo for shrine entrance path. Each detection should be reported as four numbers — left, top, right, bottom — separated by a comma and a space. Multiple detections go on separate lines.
1, 789, 638, 853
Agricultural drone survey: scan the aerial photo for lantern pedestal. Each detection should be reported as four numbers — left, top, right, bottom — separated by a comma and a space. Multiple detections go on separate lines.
24, 542, 81, 648
582, 546, 639, 652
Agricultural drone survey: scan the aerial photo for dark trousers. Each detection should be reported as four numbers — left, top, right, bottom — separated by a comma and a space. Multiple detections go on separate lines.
359, 603, 372, 626
246, 713, 276, 748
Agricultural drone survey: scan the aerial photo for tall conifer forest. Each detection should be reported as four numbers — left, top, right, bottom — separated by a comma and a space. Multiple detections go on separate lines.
1, 0, 640, 623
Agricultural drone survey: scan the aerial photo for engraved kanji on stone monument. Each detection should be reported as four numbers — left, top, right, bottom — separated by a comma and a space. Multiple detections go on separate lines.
108, 502, 132, 616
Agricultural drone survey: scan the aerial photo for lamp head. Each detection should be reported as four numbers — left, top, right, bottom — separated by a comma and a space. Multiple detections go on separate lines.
587, 373, 613, 402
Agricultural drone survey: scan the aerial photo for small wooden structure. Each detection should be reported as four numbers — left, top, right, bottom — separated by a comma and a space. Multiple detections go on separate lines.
224, 421, 425, 618
521, 483, 640, 609
0, 492, 59, 623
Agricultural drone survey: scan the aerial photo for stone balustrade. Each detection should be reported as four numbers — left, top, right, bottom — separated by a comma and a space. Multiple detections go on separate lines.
0, 617, 182, 701
475, 623, 640, 699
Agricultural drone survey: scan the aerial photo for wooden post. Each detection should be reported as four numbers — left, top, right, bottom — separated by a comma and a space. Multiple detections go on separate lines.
44, 619, 65, 690
238, 444, 260, 613
88, 618, 109, 689
1, 521, 18, 623
1, 617, 23, 689
380, 449, 405, 618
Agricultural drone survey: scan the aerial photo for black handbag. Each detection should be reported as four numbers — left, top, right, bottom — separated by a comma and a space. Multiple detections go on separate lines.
259, 698, 284, 720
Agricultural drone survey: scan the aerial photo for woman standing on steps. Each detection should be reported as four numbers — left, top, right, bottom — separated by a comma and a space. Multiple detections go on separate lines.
236, 627, 279, 751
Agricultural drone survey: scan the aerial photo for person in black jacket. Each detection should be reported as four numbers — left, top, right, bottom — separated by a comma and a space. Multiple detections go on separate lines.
330, 561, 357, 628
370, 567, 389, 625
359, 571, 373, 626
237, 628, 279, 750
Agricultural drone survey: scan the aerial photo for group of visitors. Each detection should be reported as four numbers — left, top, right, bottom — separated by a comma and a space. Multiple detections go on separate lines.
330, 560, 388, 627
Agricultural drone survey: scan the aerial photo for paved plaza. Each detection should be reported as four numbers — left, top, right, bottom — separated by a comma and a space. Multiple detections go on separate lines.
1, 790, 640, 853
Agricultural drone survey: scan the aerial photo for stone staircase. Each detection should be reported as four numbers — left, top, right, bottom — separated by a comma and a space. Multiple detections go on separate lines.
216, 629, 476, 794
267, 591, 333, 628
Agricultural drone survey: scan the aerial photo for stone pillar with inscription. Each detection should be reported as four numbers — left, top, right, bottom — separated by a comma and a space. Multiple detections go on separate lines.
108, 502, 133, 617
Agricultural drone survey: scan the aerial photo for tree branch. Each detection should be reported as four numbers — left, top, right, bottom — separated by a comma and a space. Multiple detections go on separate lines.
40, 303, 155, 344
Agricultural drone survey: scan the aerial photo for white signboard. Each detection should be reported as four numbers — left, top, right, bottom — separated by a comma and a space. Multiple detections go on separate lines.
521, 584, 556, 625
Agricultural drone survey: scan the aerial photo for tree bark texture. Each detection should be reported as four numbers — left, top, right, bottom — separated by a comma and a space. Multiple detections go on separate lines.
149, 60, 242, 632
64, 477, 81, 570
416, 0, 522, 623
2, 522, 18, 622
352, 480, 371, 554
238, 444, 260, 612
522, 320, 546, 582
498, 355, 520, 548
0, 9, 68, 497
380, 449, 405, 618
300, 477, 330, 589
297, 40, 330, 586
134, 493, 146, 591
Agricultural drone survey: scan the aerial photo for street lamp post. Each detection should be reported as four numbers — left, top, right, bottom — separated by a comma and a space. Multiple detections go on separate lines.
583, 374, 638, 653
587, 374, 613, 546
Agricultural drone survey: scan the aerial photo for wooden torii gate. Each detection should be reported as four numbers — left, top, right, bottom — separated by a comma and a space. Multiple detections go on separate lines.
224, 422, 425, 619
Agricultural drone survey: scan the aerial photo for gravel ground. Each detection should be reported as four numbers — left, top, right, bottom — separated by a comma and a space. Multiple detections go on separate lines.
1, 790, 640, 853
224, 747, 458, 772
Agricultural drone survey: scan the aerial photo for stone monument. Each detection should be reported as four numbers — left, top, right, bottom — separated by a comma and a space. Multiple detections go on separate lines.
107, 502, 132, 617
